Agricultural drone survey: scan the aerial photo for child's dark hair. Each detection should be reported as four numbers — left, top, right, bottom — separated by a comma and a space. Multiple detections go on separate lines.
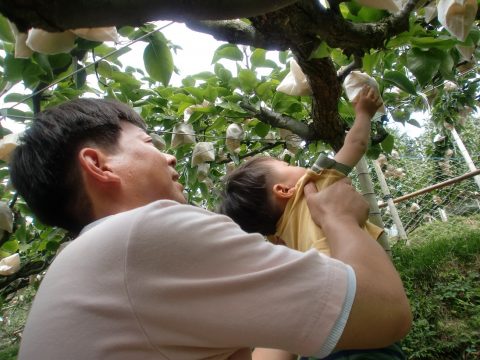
218, 156, 282, 235
9, 98, 146, 233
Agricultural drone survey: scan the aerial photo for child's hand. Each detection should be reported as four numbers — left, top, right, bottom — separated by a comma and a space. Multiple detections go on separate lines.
353, 85, 383, 119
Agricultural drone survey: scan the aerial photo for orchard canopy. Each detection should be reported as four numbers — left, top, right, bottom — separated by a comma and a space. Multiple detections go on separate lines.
0, 0, 479, 297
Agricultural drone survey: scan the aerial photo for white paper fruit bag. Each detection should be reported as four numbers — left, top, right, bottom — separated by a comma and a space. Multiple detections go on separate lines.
225, 123, 244, 152
171, 123, 196, 148
343, 71, 386, 113
276, 59, 312, 96
191, 142, 215, 166
438, 0, 478, 41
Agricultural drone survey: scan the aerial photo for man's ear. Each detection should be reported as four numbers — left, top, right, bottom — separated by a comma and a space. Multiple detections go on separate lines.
272, 183, 295, 200
78, 148, 120, 184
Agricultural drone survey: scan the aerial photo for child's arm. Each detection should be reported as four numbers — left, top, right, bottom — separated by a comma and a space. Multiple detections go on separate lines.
334, 85, 383, 168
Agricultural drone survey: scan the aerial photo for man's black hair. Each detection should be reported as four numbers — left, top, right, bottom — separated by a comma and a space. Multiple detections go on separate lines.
10, 98, 146, 233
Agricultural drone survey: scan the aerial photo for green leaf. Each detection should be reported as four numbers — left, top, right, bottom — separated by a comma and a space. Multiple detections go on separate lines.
1, 239, 19, 253
169, 93, 197, 104
183, 86, 205, 101
217, 101, 248, 114
48, 53, 72, 72
278, 51, 288, 64
386, 33, 412, 49
33, 53, 54, 81
75, 68, 87, 89
143, 34, 173, 86
391, 109, 410, 124
251, 48, 266, 67
192, 71, 215, 81
357, 7, 387, 22
203, 86, 218, 102
238, 69, 258, 92
407, 118, 421, 128
182, 76, 196, 87
383, 71, 417, 95
309, 41, 331, 59
406, 48, 442, 86
75, 38, 103, 50
362, 52, 381, 75
109, 70, 141, 87
366, 143, 382, 159
212, 44, 243, 63
0, 14, 14, 43
23, 61, 46, 88
380, 134, 395, 153
3, 93, 33, 109
4, 54, 28, 82
410, 36, 457, 50
214, 63, 232, 83
256, 81, 276, 100
438, 51, 454, 79
251, 48, 277, 69
254, 122, 270, 137
0, 107, 33, 121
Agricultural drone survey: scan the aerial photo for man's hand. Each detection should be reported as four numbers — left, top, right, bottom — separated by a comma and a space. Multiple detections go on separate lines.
353, 85, 383, 119
304, 179, 369, 228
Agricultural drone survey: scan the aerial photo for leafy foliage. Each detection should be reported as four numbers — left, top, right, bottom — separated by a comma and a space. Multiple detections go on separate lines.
393, 215, 480, 359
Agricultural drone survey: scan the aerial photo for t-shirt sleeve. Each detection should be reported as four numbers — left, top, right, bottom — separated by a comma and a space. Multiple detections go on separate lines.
124, 201, 353, 357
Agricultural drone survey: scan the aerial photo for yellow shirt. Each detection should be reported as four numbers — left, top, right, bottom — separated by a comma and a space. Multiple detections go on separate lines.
275, 169, 384, 256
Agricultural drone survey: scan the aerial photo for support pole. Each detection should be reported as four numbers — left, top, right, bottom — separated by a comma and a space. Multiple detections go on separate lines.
378, 169, 480, 207
356, 156, 391, 254
449, 126, 480, 190
372, 160, 408, 241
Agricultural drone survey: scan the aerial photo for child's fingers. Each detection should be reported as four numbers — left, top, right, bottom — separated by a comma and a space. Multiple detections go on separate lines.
367, 87, 377, 99
361, 85, 370, 95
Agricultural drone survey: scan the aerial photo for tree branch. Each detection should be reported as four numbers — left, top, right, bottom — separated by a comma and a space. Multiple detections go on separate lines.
0, 259, 52, 296
0, 0, 300, 32
299, 0, 421, 54
186, 20, 290, 51
240, 102, 315, 140
337, 54, 363, 83
217, 142, 284, 164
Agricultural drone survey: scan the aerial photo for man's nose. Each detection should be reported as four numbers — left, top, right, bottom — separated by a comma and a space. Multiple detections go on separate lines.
165, 154, 177, 167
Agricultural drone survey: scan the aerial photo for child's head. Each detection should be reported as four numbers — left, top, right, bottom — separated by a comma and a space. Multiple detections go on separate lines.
218, 156, 307, 235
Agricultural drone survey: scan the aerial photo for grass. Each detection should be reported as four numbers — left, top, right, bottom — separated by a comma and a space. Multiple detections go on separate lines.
0, 343, 19, 360
392, 215, 480, 359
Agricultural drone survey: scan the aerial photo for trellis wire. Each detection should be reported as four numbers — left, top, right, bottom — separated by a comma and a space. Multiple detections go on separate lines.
355, 153, 480, 238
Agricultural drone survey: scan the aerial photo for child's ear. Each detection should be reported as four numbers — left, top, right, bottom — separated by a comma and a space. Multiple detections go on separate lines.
272, 183, 295, 200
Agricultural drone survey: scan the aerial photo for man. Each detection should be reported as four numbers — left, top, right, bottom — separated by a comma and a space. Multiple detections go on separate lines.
10, 98, 411, 360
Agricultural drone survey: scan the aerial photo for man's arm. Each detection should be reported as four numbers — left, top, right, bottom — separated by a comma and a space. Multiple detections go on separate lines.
334, 86, 383, 168
252, 348, 296, 360
304, 179, 412, 349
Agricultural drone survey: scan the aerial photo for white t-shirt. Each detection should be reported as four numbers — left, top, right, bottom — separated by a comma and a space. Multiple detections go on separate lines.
19, 200, 355, 360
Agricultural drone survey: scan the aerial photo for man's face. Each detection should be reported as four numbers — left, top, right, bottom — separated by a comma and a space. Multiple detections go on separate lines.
109, 122, 186, 204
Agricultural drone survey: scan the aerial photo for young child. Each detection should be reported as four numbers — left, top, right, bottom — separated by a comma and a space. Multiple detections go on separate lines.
218, 85, 384, 254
